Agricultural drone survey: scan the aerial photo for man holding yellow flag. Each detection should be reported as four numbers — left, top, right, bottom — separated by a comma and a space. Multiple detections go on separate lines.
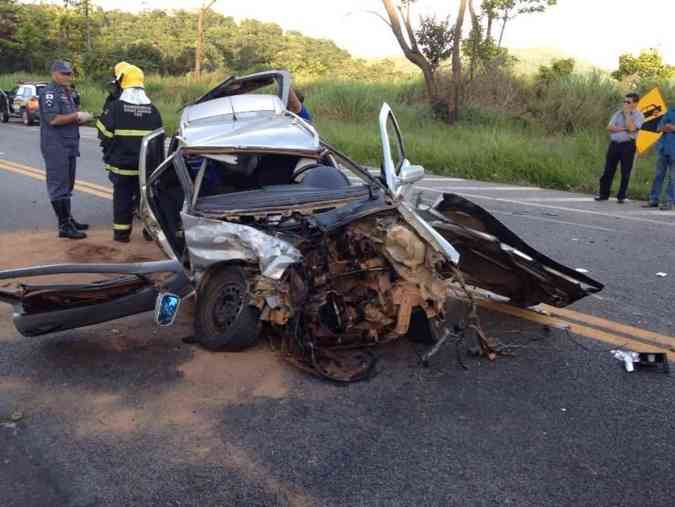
595, 93, 644, 203
642, 106, 675, 210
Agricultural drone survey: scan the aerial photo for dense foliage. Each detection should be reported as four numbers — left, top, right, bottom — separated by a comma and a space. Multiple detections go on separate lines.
0, 0, 407, 81
0, 0, 673, 200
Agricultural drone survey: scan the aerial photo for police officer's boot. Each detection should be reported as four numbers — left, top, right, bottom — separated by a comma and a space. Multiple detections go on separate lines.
51, 200, 86, 240
64, 199, 89, 231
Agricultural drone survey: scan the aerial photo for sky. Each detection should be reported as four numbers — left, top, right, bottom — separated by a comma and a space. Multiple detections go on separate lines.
91, 0, 674, 69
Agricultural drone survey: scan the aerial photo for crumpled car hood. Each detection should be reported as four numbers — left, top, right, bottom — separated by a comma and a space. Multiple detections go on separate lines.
422, 193, 603, 307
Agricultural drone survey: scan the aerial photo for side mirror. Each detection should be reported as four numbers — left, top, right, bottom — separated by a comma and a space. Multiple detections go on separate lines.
154, 292, 181, 327
398, 162, 425, 186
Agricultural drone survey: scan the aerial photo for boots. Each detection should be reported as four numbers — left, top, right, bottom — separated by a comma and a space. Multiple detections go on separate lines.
113, 230, 131, 243
64, 199, 89, 230
51, 200, 87, 240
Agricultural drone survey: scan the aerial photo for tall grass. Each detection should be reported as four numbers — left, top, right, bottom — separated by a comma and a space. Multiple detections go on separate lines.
1, 71, 670, 200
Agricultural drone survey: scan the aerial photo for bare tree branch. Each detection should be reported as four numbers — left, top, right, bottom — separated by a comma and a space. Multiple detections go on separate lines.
381, 0, 436, 99
398, 6, 420, 53
194, 0, 218, 77
362, 9, 393, 28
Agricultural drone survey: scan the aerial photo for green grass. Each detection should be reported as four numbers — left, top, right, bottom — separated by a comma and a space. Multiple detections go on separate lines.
1, 72, 667, 200
316, 116, 659, 199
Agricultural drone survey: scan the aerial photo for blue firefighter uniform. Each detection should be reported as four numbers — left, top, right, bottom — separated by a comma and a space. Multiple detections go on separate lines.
38, 61, 89, 239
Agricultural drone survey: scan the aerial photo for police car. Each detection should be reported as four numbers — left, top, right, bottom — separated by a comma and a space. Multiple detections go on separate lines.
0, 81, 48, 126
1, 81, 47, 125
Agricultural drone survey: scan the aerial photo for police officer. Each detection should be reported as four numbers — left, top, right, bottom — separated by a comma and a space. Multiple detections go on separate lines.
96, 65, 162, 242
39, 60, 94, 239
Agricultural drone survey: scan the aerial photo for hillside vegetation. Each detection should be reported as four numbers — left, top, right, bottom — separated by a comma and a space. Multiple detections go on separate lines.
1, 1, 673, 200
2, 70, 671, 200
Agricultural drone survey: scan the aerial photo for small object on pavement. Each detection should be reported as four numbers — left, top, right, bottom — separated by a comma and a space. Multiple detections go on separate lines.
9, 411, 23, 422
611, 349, 670, 374
656, 272, 667, 277
575, 268, 589, 273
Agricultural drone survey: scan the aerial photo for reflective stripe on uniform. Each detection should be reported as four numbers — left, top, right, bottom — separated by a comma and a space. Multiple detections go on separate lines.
113, 223, 132, 231
115, 129, 154, 137
96, 120, 114, 138
106, 165, 139, 176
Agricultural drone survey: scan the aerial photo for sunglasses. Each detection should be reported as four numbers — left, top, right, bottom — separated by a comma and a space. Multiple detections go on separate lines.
59, 71, 73, 76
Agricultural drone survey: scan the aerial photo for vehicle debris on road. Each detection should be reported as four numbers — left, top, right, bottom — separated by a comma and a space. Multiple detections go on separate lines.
611, 349, 670, 374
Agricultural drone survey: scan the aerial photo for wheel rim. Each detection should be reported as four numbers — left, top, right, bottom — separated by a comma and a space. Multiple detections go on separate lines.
23, 112, 28, 124
212, 282, 245, 333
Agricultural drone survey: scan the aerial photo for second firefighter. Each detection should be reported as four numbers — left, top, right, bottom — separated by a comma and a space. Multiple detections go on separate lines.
96, 65, 162, 242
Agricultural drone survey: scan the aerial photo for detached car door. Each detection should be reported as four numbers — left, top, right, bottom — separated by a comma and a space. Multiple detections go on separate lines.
0, 262, 188, 337
0, 131, 190, 338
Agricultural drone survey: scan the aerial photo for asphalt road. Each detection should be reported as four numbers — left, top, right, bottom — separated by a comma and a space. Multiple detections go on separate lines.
0, 121, 674, 507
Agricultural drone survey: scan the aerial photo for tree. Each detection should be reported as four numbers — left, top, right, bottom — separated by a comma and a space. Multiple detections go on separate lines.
380, 0, 469, 123
480, 0, 556, 48
14, 4, 57, 73
194, 0, 217, 78
611, 49, 674, 82
448, 0, 469, 123
0, 0, 20, 70
536, 57, 575, 84
415, 16, 454, 71
380, 0, 444, 101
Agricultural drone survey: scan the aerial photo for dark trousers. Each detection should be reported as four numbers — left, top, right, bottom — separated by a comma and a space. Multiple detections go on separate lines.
108, 172, 139, 235
598, 140, 636, 200
44, 152, 76, 201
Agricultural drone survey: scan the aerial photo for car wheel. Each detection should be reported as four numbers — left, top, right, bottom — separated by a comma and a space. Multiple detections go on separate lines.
1, 110, 8, 123
194, 265, 260, 351
22, 110, 33, 126
406, 308, 437, 344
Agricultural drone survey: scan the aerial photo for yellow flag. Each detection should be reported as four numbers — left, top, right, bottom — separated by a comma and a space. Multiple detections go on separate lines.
636, 87, 667, 155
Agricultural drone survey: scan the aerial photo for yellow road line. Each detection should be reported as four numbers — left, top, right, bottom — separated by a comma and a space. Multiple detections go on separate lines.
0, 161, 112, 200
0, 158, 672, 360
0, 158, 113, 194
541, 304, 675, 349
480, 300, 674, 360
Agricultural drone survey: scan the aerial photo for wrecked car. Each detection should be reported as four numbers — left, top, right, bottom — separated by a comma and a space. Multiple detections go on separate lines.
0, 70, 603, 381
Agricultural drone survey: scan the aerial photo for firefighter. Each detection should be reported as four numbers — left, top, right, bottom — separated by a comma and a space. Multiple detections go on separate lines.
96, 65, 162, 242
38, 60, 94, 239
98, 61, 130, 176
102, 61, 130, 111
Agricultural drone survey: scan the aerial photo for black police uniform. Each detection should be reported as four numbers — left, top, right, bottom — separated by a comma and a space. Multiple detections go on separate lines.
97, 97, 162, 240
38, 81, 87, 238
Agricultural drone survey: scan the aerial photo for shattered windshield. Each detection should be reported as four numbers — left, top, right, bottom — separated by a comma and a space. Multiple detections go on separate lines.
190, 71, 288, 107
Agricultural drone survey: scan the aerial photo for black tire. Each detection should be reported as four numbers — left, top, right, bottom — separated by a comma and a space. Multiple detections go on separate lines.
22, 110, 33, 126
194, 265, 260, 351
406, 307, 437, 344
1, 110, 8, 123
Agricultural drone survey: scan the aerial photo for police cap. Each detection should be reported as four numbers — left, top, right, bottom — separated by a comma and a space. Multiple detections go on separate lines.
51, 60, 74, 74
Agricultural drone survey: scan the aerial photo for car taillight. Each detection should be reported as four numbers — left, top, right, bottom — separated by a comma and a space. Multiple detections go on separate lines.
27, 98, 39, 112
